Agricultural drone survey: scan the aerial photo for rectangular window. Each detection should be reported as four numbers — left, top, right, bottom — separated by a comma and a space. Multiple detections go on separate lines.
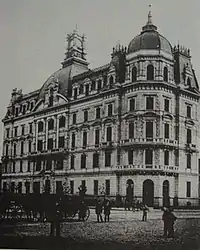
3, 182, 7, 192
146, 121, 153, 138
20, 141, 24, 155
145, 149, 153, 165
83, 131, 87, 148
186, 181, 191, 197
81, 154, 86, 169
108, 104, 113, 116
18, 182, 22, 194
21, 126, 25, 135
94, 180, 98, 195
56, 181, 63, 194
74, 88, 77, 100
46, 160, 52, 171
56, 159, 63, 170
70, 155, 75, 169
5, 144, 9, 156
20, 161, 23, 172
129, 99, 135, 112
96, 107, 101, 119
28, 141, 32, 153
164, 99, 169, 112
84, 110, 88, 122
14, 127, 18, 137
164, 124, 169, 139
25, 182, 30, 193
105, 180, 110, 195
70, 180, 74, 194
187, 106, 191, 118
13, 162, 16, 173
105, 151, 111, 167
11, 182, 15, 193
47, 138, 53, 150
29, 123, 32, 134
6, 128, 10, 138
4, 163, 8, 173
33, 182, 40, 194
106, 127, 112, 142
91, 80, 96, 91
81, 180, 86, 187
175, 149, 179, 166
71, 133, 75, 148
95, 129, 100, 145
93, 153, 99, 168
128, 150, 133, 164
146, 97, 154, 110
187, 129, 192, 143
27, 161, 31, 172
72, 113, 76, 124
36, 160, 41, 171
58, 136, 65, 148
187, 154, 191, 169
164, 151, 169, 165
129, 123, 134, 139
37, 140, 43, 151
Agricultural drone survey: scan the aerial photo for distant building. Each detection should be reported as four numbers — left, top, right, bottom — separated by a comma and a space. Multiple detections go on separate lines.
1, 9, 200, 207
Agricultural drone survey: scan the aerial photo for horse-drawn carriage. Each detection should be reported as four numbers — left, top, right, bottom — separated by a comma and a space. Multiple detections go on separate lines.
0, 192, 90, 222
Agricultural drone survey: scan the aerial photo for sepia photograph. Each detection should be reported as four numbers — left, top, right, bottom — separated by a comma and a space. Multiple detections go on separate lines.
0, 0, 200, 249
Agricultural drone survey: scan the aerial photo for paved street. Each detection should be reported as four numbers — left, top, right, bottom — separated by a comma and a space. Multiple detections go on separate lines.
0, 208, 198, 249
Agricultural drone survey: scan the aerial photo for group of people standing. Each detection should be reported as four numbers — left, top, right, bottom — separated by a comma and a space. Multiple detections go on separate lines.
95, 198, 111, 223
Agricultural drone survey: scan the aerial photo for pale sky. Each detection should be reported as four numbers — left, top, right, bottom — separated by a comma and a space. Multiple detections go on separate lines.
0, 0, 200, 156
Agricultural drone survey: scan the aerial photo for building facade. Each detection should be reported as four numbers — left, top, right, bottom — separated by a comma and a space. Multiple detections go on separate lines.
1, 11, 200, 207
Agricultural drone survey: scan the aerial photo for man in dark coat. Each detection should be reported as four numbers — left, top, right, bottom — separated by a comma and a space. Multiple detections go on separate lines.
162, 207, 170, 237
168, 208, 177, 238
95, 199, 103, 223
162, 207, 177, 238
103, 199, 111, 222
142, 204, 149, 221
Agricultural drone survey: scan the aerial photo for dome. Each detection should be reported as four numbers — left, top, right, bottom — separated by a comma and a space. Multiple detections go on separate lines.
127, 9, 173, 55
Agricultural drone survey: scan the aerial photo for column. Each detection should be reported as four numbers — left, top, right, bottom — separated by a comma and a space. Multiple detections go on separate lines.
56, 115, 59, 148
45, 118, 48, 150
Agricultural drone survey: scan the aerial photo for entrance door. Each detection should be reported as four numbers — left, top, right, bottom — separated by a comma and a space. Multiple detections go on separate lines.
143, 179, 154, 206
163, 180, 170, 207
126, 179, 134, 201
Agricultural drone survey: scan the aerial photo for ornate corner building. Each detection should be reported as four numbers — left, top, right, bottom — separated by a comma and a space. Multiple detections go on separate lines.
1, 10, 200, 207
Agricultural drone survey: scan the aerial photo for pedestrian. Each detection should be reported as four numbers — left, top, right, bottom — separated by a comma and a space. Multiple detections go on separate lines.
162, 207, 170, 237
142, 204, 149, 221
49, 199, 62, 237
95, 199, 103, 223
168, 208, 177, 238
78, 200, 87, 221
104, 199, 111, 222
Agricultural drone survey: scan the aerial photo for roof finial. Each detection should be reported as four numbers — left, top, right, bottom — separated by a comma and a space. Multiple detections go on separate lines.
147, 4, 153, 25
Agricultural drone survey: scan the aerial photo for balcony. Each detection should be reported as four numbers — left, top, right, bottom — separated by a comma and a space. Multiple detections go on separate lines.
101, 141, 114, 149
185, 143, 197, 151
120, 138, 178, 148
28, 148, 67, 159
116, 164, 178, 175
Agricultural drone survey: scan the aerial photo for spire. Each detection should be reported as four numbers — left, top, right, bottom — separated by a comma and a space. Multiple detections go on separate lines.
147, 4, 153, 25
142, 4, 157, 33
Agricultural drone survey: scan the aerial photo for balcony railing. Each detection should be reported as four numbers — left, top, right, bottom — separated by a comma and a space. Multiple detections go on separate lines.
120, 138, 178, 147
116, 164, 178, 172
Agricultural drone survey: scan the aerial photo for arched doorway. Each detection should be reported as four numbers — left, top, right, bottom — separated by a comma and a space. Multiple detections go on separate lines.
163, 180, 170, 207
143, 179, 154, 206
126, 179, 134, 202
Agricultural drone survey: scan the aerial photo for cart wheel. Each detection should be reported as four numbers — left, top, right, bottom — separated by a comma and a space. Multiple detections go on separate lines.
83, 208, 90, 221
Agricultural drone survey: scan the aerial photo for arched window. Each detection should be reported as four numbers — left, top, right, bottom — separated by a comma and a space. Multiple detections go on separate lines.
147, 65, 154, 80
59, 116, 66, 128
187, 77, 191, 87
109, 75, 114, 86
48, 118, 54, 130
38, 121, 44, 132
163, 67, 168, 82
132, 67, 137, 82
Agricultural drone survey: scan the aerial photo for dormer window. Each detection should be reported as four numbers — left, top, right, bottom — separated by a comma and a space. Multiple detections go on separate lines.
85, 85, 89, 96
74, 88, 77, 100
97, 80, 102, 91
164, 67, 168, 82
103, 75, 107, 86
109, 75, 114, 86
79, 84, 84, 94
187, 77, 191, 87
132, 67, 137, 82
48, 88, 53, 107
22, 105, 26, 115
147, 65, 154, 80
91, 80, 96, 91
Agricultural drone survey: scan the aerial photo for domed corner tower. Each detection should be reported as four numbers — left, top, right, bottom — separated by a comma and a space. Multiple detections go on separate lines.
125, 6, 174, 84
35, 28, 89, 110
118, 7, 200, 208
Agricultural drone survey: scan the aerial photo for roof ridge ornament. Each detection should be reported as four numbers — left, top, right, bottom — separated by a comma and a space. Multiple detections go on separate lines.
142, 4, 157, 33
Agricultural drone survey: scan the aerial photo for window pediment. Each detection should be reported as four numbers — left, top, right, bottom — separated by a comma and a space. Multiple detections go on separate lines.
103, 117, 116, 124
185, 119, 194, 126
91, 120, 102, 127
162, 114, 173, 120
143, 111, 159, 117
